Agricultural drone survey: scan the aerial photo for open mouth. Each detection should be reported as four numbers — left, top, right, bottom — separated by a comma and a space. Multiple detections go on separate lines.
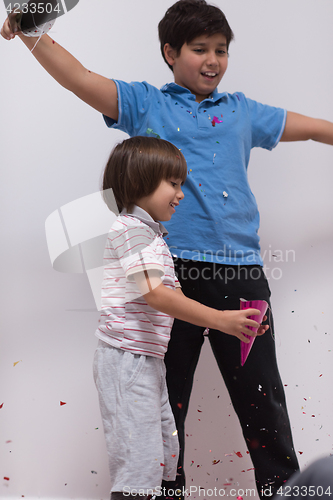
202, 72, 218, 79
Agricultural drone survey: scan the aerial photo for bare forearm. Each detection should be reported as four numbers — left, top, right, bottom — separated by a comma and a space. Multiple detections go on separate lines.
17, 32, 118, 118
310, 118, 333, 145
18, 33, 87, 92
144, 284, 264, 342
281, 111, 333, 145
147, 284, 222, 330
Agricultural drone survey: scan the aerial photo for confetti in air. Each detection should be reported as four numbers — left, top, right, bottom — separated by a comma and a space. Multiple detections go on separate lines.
60, 401, 67, 406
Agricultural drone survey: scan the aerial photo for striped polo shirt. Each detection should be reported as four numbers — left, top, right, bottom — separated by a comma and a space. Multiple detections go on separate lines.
96, 205, 180, 359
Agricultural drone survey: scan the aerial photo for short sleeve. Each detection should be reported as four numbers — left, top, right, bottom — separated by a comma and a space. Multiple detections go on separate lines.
103, 80, 157, 137
110, 222, 165, 279
244, 95, 287, 150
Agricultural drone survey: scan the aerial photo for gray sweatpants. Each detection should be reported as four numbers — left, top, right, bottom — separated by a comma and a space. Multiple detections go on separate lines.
93, 341, 179, 494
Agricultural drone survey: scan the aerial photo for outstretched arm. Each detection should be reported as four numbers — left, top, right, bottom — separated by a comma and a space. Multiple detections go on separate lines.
0, 17, 118, 120
134, 271, 268, 343
281, 111, 333, 145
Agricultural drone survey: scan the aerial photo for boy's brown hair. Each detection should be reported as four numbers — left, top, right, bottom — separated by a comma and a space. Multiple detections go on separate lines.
158, 0, 234, 71
102, 136, 187, 213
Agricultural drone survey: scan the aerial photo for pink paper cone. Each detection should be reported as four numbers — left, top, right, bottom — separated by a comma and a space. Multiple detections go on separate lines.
240, 299, 268, 366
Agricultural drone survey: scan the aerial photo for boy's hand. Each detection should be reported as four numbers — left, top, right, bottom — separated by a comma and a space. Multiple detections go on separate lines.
257, 315, 269, 336
219, 308, 269, 343
1, 16, 17, 40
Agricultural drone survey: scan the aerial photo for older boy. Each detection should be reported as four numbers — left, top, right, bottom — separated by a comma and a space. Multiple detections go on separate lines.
2, 0, 333, 497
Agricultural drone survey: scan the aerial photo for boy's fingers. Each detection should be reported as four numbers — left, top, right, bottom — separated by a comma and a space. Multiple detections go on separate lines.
241, 326, 257, 337
257, 324, 269, 336
239, 333, 250, 343
246, 319, 260, 329
1, 18, 15, 39
245, 308, 261, 317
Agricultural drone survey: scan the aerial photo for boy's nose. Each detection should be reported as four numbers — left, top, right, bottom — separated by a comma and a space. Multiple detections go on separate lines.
177, 189, 184, 200
206, 51, 218, 66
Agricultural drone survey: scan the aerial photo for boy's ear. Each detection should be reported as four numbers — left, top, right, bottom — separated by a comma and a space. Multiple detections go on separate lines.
163, 43, 178, 67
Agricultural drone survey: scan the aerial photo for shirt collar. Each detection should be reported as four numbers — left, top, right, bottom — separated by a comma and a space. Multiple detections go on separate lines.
120, 205, 168, 237
160, 82, 228, 103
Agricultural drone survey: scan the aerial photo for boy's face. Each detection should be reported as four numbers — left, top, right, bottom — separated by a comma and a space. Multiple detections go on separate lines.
164, 33, 229, 103
137, 178, 184, 222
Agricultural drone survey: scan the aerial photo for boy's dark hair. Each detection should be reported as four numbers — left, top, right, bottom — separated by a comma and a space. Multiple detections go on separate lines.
102, 136, 187, 213
158, 0, 234, 71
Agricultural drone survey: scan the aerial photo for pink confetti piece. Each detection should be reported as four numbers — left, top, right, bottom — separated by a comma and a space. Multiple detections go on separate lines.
212, 116, 223, 127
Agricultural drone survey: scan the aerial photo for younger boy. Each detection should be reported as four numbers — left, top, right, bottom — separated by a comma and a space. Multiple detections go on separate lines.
2, 0, 333, 497
94, 135, 267, 499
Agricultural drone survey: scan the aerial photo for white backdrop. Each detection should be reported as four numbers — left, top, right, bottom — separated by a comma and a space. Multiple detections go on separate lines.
0, 0, 332, 498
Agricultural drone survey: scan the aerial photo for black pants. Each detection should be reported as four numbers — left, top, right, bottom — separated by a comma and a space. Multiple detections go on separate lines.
162, 260, 299, 498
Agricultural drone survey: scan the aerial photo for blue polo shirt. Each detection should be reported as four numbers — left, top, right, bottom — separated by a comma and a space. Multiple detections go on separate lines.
104, 81, 286, 266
